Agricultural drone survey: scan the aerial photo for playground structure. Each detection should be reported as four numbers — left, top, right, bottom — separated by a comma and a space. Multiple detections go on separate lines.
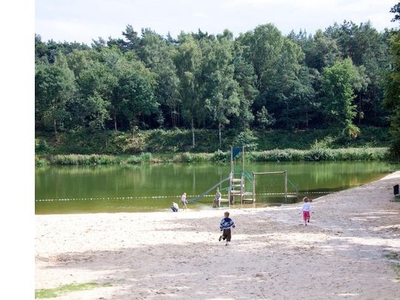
188, 146, 299, 206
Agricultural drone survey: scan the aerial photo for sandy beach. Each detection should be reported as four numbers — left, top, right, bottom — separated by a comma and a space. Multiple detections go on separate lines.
35, 172, 400, 299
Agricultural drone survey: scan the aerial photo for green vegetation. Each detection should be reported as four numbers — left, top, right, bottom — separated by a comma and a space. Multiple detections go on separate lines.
384, 251, 400, 281
35, 148, 389, 166
36, 126, 391, 155
35, 127, 391, 165
35, 3, 400, 160
384, 3, 400, 159
35, 282, 111, 299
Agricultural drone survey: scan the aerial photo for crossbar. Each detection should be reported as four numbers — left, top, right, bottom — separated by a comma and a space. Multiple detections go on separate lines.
252, 171, 286, 175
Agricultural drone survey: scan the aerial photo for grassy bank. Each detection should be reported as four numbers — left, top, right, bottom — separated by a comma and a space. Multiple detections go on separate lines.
35, 147, 390, 166
35, 126, 394, 166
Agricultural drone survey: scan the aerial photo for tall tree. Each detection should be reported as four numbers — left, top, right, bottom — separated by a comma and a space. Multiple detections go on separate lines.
174, 33, 203, 147
237, 24, 307, 129
325, 21, 391, 126
232, 42, 258, 131
35, 52, 76, 138
384, 2, 400, 159
269, 37, 307, 129
320, 58, 361, 137
71, 57, 114, 131
139, 29, 180, 128
201, 30, 241, 147
302, 29, 340, 72
112, 52, 158, 131
236, 24, 283, 129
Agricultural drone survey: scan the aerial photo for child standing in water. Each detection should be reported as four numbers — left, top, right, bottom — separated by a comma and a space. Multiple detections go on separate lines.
301, 197, 312, 225
219, 211, 236, 246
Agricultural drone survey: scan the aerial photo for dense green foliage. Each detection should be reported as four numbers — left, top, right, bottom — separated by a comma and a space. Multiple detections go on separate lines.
35, 146, 389, 166
384, 2, 400, 159
35, 126, 391, 165
35, 4, 400, 160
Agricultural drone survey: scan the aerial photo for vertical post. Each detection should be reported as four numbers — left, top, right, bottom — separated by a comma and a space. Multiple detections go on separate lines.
284, 170, 288, 202
230, 146, 233, 176
242, 145, 245, 171
252, 172, 256, 202
230, 147, 233, 206
242, 145, 245, 204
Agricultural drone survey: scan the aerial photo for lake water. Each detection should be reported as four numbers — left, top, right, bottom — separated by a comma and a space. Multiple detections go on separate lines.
35, 161, 399, 214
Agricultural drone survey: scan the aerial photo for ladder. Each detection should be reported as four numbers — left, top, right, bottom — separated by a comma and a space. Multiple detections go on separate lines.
229, 146, 255, 204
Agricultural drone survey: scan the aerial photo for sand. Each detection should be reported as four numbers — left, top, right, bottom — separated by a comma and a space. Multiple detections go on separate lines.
35, 172, 400, 299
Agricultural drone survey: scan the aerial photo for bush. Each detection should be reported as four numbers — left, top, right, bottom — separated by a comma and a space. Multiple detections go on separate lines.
35, 139, 51, 154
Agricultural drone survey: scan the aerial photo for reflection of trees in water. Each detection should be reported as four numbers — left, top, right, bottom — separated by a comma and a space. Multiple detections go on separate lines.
35, 162, 399, 213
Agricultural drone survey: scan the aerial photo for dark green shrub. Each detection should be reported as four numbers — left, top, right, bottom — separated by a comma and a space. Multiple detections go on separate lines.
211, 150, 229, 163
35, 139, 51, 154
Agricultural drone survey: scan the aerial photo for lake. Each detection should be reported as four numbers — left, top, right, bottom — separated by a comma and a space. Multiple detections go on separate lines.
35, 161, 400, 214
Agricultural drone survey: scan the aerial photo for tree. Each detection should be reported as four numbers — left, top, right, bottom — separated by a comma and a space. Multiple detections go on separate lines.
232, 42, 258, 131
35, 52, 76, 138
236, 24, 309, 130
320, 58, 361, 137
390, 2, 400, 22
174, 33, 203, 147
256, 106, 275, 129
236, 25, 283, 125
112, 53, 158, 131
269, 37, 307, 129
139, 29, 180, 128
383, 2, 400, 159
302, 29, 340, 72
72, 59, 114, 131
201, 30, 241, 148
325, 21, 391, 126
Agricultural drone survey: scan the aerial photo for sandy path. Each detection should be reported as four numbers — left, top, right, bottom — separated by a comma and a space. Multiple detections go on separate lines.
35, 172, 400, 299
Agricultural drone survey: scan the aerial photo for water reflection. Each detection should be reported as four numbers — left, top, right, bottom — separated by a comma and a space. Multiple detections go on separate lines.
35, 161, 399, 214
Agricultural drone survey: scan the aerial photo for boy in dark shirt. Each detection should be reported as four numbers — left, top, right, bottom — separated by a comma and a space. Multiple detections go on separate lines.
219, 211, 236, 246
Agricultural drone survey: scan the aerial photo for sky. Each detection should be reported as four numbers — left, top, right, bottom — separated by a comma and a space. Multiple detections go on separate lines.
35, 0, 399, 45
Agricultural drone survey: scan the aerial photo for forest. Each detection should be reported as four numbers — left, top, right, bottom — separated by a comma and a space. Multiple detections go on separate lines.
35, 2, 400, 159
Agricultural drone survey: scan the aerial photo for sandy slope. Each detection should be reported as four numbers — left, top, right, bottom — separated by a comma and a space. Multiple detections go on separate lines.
35, 172, 400, 299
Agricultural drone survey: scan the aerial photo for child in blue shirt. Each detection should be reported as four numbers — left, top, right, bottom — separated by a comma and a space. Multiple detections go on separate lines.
219, 211, 236, 246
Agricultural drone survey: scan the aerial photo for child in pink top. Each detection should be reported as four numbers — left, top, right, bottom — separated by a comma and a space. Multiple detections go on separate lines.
301, 197, 312, 226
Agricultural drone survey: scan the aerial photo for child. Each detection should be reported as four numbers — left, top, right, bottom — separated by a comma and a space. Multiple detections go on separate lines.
219, 211, 235, 246
171, 202, 179, 212
213, 188, 221, 208
301, 197, 312, 225
181, 192, 188, 210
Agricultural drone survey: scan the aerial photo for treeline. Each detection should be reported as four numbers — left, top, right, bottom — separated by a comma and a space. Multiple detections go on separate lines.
35, 9, 400, 158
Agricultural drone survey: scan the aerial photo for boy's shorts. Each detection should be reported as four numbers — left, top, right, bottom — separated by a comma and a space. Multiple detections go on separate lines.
222, 229, 232, 241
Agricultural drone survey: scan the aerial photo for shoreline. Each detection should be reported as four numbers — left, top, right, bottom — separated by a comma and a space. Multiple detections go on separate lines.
35, 172, 400, 299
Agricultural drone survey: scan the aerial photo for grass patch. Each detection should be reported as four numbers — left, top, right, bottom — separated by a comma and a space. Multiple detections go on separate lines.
384, 251, 400, 281
35, 282, 112, 299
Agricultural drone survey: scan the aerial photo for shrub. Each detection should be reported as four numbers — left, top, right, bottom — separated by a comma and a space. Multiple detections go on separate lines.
210, 150, 229, 163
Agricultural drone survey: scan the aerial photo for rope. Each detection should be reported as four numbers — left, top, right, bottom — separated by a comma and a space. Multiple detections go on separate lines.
36, 195, 181, 202
36, 190, 332, 203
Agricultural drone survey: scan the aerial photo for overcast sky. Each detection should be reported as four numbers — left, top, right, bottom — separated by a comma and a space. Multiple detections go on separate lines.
35, 0, 399, 45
